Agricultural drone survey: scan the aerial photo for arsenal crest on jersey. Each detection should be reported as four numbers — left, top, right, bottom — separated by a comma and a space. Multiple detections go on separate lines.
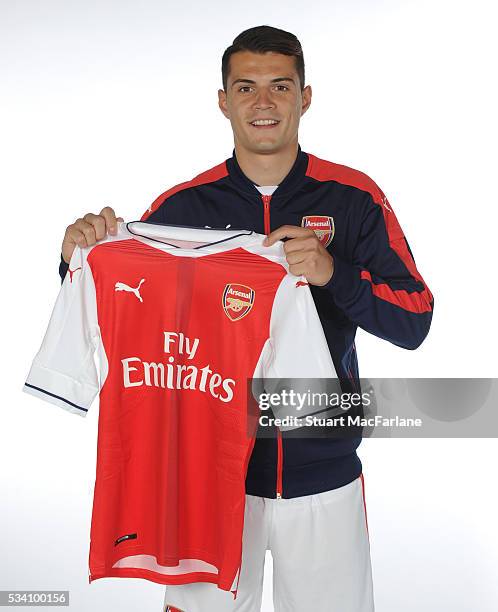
223, 284, 255, 321
301, 215, 335, 247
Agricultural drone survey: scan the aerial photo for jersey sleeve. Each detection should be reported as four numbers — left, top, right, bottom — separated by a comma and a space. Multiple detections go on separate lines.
255, 274, 338, 427
23, 246, 101, 417
265, 274, 335, 379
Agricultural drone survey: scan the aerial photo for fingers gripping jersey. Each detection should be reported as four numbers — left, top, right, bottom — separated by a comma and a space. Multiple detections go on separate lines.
22, 221, 337, 594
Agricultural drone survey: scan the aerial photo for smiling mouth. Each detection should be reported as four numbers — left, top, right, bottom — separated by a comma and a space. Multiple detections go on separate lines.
249, 119, 280, 128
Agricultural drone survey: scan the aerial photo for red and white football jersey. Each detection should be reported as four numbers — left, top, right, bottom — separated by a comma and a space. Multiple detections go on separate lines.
22, 221, 336, 594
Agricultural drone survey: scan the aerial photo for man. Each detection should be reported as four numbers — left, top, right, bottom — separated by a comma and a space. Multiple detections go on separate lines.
58, 25, 433, 612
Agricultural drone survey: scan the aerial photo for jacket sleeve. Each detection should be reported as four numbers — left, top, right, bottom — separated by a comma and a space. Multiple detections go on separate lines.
317, 188, 434, 350
59, 252, 69, 284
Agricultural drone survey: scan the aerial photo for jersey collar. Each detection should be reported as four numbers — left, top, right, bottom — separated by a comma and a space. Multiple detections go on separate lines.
121, 221, 264, 256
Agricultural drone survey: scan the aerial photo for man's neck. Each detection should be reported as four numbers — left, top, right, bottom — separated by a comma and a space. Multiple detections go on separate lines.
234, 143, 299, 186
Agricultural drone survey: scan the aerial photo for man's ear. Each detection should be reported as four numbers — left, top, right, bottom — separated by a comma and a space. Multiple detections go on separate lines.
301, 85, 312, 116
218, 89, 230, 119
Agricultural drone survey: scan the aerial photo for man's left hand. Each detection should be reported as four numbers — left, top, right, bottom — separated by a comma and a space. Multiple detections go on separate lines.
264, 225, 334, 287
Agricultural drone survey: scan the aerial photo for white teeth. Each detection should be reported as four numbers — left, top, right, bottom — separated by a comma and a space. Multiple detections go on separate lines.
251, 119, 279, 126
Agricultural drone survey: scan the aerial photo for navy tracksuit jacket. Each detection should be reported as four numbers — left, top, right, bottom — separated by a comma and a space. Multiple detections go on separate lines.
59, 145, 434, 499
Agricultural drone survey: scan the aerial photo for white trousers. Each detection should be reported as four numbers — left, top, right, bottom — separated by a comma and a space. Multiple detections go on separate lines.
163, 475, 374, 612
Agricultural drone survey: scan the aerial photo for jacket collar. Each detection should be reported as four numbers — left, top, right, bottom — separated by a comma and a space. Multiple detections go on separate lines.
226, 144, 309, 198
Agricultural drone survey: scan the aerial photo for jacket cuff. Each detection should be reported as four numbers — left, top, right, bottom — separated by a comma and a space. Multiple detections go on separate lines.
315, 254, 361, 305
59, 252, 69, 283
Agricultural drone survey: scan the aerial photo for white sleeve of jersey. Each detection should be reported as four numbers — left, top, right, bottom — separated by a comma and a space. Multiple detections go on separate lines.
254, 273, 338, 428
22, 246, 101, 417
265, 273, 336, 379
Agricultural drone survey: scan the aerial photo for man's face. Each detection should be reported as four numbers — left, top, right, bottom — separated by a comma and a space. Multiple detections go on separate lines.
218, 51, 311, 155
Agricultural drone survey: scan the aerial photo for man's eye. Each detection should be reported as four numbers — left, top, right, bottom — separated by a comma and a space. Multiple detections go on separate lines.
237, 85, 288, 93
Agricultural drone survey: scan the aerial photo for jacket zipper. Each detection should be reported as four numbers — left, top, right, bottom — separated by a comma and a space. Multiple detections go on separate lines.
262, 194, 272, 235
276, 429, 283, 499
261, 194, 283, 500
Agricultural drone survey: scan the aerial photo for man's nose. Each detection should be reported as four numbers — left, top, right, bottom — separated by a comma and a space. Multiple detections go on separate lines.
254, 89, 275, 109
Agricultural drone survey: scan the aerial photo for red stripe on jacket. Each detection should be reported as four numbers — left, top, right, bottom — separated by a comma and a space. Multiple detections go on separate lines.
306, 153, 433, 314
140, 161, 229, 221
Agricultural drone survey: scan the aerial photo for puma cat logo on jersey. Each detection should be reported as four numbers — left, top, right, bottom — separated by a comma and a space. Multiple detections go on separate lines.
115, 279, 145, 302
68, 266, 82, 283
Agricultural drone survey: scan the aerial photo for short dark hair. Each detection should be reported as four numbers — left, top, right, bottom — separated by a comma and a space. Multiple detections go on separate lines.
221, 25, 305, 92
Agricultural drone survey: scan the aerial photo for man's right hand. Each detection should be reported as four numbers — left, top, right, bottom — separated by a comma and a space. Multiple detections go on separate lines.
61, 207, 124, 264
